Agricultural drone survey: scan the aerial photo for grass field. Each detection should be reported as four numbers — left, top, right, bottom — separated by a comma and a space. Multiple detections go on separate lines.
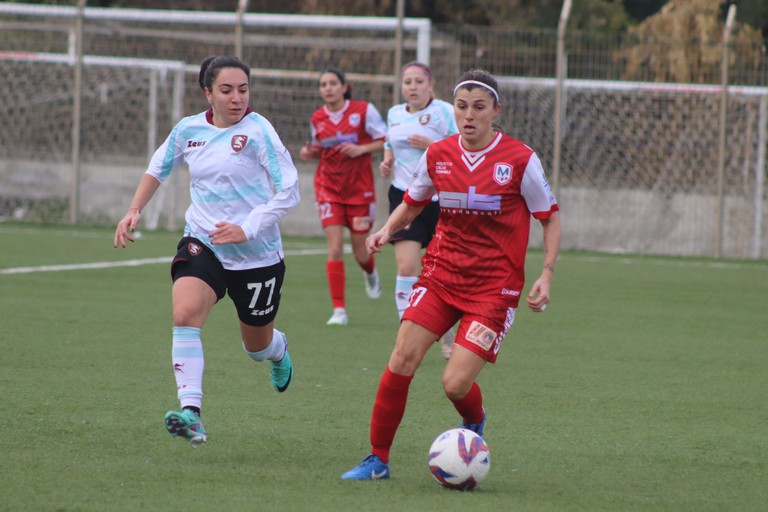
1, 223, 766, 511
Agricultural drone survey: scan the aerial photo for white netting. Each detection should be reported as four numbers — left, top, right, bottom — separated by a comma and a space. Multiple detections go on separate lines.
499, 77, 768, 257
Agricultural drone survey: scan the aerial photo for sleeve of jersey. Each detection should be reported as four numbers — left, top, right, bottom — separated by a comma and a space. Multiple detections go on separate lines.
520, 152, 559, 220
241, 124, 301, 240
383, 108, 394, 151
403, 150, 436, 207
145, 122, 185, 182
365, 103, 388, 140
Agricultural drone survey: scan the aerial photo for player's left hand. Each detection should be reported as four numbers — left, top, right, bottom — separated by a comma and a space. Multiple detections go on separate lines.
337, 143, 366, 159
526, 277, 551, 313
407, 135, 432, 150
210, 222, 247, 245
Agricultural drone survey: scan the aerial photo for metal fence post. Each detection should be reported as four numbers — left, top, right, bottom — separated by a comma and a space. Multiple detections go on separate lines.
393, 0, 405, 106
70, 0, 86, 224
716, 4, 736, 257
235, 0, 248, 59
552, 0, 572, 199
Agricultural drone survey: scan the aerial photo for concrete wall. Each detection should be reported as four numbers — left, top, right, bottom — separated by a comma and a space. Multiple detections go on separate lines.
2, 158, 766, 259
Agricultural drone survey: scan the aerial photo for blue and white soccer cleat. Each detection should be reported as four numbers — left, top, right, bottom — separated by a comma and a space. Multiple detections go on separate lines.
341, 454, 390, 480
461, 409, 486, 437
270, 333, 293, 393
164, 408, 207, 447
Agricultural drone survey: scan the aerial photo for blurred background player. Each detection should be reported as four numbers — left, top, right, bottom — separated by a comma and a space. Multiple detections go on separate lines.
299, 68, 387, 326
342, 69, 561, 480
379, 61, 458, 359
114, 55, 299, 446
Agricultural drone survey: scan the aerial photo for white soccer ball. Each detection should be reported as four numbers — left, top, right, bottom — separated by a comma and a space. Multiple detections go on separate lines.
428, 428, 490, 490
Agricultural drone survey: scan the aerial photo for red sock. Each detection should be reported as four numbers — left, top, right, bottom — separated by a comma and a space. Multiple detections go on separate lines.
326, 260, 345, 308
449, 382, 484, 425
370, 366, 413, 464
359, 253, 375, 275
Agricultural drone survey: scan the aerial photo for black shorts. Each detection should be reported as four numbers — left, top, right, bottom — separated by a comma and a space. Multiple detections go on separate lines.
170, 237, 285, 327
388, 185, 439, 248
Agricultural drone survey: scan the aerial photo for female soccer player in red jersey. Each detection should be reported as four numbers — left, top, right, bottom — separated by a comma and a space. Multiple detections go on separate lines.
299, 69, 387, 326
342, 69, 561, 480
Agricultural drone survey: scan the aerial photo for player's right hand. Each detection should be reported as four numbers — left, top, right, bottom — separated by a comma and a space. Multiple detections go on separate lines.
365, 230, 389, 254
379, 158, 394, 177
299, 140, 316, 161
114, 209, 141, 248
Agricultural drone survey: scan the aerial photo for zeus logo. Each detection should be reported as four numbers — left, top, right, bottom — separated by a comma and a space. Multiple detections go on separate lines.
439, 186, 500, 211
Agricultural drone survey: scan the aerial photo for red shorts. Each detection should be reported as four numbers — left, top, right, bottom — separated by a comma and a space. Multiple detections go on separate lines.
401, 276, 516, 363
316, 201, 375, 234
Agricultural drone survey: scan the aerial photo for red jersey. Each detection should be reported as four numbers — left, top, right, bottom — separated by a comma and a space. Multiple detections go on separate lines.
309, 100, 387, 205
404, 132, 559, 308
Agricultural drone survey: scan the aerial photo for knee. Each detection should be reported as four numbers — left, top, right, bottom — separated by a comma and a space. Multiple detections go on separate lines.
442, 375, 471, 402
388, 347, 418, 376
172, 303, 200, 327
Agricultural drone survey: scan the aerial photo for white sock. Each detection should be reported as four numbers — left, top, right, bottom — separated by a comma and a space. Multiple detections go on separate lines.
172, 326, 204, 410
395, 275, 418, 319
243, 329, 287, 362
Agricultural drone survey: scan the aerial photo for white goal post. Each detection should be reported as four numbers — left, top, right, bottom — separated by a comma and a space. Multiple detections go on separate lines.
0, 3, 432, 65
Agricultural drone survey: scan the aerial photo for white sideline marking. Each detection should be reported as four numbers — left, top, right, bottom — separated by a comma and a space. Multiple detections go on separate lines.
0, 248, 329, 275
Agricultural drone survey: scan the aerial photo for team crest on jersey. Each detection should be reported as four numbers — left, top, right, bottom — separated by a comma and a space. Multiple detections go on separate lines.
349, 113, 361, 127
231, 135, 248, 152
419, 113, 431, 125
187, 242, 202, 256
493, 163, 513, 185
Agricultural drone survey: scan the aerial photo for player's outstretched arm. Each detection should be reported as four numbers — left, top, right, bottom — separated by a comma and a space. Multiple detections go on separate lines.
366, 201, 423, 254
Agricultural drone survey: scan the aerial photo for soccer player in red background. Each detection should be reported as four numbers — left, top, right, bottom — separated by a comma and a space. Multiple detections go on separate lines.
342, 69, 561, 480
299, 69, 387, 327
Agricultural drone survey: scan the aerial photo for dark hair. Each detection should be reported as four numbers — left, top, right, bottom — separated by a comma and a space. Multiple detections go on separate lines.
453, 69, 499, 106
401, 61, 432, 80
322, 68, 352, 100
199, 56, 250, 91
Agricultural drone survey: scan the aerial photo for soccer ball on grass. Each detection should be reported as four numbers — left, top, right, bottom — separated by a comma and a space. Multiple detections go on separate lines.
427, 428, 490, 490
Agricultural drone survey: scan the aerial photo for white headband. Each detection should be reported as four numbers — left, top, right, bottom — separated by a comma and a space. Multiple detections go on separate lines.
453, 80, 499, 102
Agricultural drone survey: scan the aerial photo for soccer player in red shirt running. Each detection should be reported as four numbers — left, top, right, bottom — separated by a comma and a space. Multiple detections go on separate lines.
341, 69, 561, 480
299, 69, 387, 327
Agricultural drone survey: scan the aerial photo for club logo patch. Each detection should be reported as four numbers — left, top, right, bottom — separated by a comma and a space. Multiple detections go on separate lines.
231, 135, 248, 152
465, 321, 498, 351
493, 163, 513, 185
419, 113, 431, 125
187, 242, 203, 256
349, 113, 361, 127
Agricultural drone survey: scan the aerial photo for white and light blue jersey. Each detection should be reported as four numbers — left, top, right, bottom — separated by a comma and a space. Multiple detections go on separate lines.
384, 98, 457, 193
146, 109, 300, 270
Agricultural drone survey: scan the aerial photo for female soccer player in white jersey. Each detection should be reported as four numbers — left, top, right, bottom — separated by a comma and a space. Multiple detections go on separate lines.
114, 56, 300, 447
379, 61, 459, 359
299, 69, 387, 327
342, 69, 561, 480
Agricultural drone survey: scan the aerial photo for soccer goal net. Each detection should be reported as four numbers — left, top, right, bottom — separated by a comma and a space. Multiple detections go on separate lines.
497, 77, 768, 258
0, 51, 186, 227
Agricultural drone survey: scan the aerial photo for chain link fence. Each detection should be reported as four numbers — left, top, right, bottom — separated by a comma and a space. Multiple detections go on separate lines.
1, 3, 766, 258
